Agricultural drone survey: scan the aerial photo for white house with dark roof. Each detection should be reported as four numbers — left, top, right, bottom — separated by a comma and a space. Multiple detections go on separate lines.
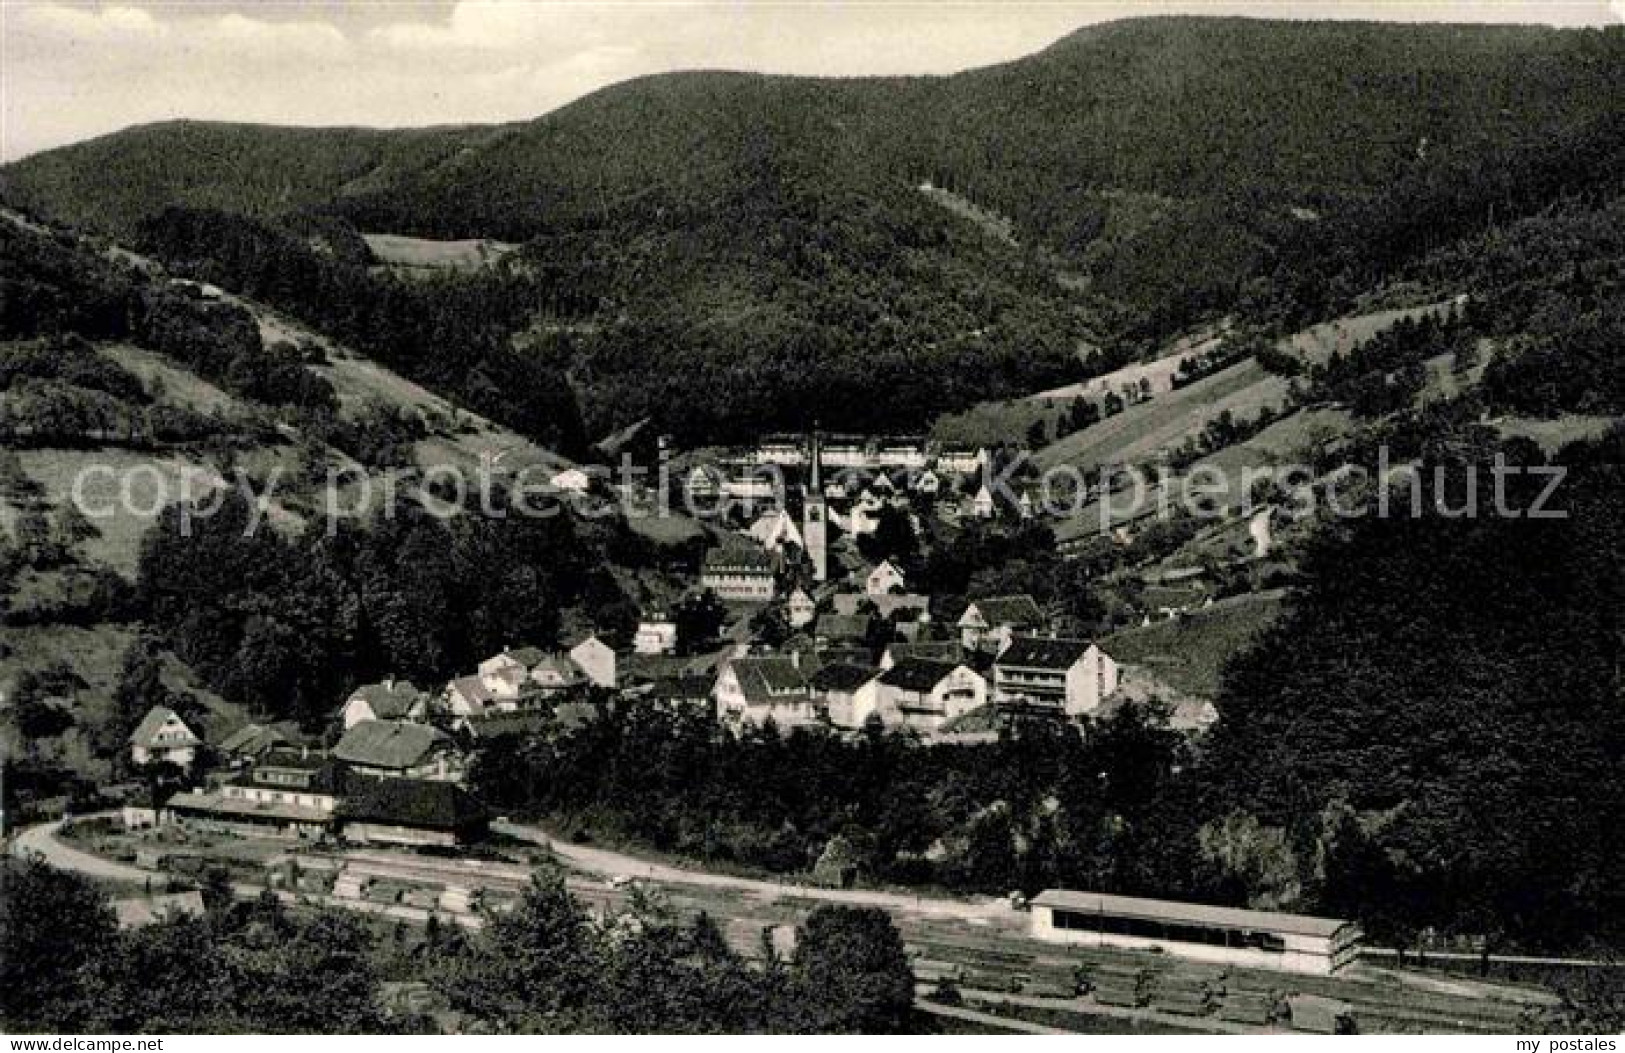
993, 636, 1119, 717
864, 559, 908, 597
872, 658, 987, 733
958, 594, 1046, 652
129, 706, 201, 769
341, 679, 430, 729
813, 663, 882, 728
713, 656, 820, 730
787, 588, 818, 629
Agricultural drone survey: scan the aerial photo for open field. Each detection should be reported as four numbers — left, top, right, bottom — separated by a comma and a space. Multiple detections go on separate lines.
99, 343, 245, 415
1493, 414, 1618, 454
362, 232, 517, 272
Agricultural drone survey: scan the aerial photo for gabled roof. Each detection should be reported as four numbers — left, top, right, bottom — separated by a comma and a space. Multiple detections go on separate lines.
216, 721, 294, 756
337, 777, 488, 832
507, 645, 549, 668
704, 546, 775, 572
996, 636, 1095, 670
462, 709, 552, 740
724, 657, 809, 702
811, 663, 880, 693
964, 594, 1044, 627
333, 720, 452, 770
129, 706, 200, 747
885, 641, 965, 665
448, 675, 496, 705
347, 680, 427, 719
646, 674, 715, 702
878, 657, 964, 693
815, 614, 871, 641
531, 654, 586, 684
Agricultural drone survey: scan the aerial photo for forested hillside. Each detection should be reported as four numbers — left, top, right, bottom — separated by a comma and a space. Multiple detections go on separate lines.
7, 17, 1624, 438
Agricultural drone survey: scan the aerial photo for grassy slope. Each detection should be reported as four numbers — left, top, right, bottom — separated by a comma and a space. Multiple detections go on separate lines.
1101, 591, 1287, 699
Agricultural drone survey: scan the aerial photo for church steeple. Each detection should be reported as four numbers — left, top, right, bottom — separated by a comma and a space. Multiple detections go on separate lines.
802, 428, 827, 582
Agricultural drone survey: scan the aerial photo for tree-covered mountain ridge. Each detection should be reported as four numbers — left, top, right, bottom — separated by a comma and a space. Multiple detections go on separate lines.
7, 16, 1624, 343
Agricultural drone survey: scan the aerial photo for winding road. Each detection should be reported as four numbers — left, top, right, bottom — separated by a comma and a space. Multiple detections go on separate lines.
493, 820, 1012, 924
9, 817, 153, 883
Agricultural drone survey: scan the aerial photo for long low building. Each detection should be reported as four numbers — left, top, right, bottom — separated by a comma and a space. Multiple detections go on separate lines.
1029, 889, 1361, 976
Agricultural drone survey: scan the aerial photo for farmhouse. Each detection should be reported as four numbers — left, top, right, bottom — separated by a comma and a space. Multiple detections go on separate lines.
1029, 890, 1361, 976
129, 706, 201, 770
993, 636, 1119, 717
341, 679, 430, 729
958, 594, 1045, 652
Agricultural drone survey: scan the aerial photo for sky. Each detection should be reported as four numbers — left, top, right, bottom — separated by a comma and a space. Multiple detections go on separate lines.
3, 0, 1622, 161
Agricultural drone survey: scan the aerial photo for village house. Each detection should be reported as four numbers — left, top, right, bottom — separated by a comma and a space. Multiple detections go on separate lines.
871, 658, 988, 733
747, 508, 805, 554
634, 612, 679, 655
333, 720, 464, 782
993, 636, 1120, 717
129, 706, 201, 770
702, 548, 777, 602
443, 674, 498, 718
341, 679, 430, 729
216, 721, 297, 767
787, 587, 818, 629
713, 656, 821, 730
936, 445, 988, 476
568, 633, 617, 689
684, 464, 722, 505
864, 559, 909, 597
971, 484, 997, 518
813, 663, 882, 728
958, 594, 1046, 652
335, 777, 489, 848
911, 468, 942, 496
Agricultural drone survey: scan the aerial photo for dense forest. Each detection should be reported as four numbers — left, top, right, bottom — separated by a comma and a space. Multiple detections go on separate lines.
1, 856, 918, 1034
7, 18, 1625, 438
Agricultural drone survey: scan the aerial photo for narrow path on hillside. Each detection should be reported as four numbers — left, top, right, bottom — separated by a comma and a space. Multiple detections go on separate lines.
493, 820, 1011, 923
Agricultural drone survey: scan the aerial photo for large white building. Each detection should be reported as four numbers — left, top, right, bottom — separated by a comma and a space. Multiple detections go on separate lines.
992, 636, 1119, 717
1029, 890, 1361, 976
